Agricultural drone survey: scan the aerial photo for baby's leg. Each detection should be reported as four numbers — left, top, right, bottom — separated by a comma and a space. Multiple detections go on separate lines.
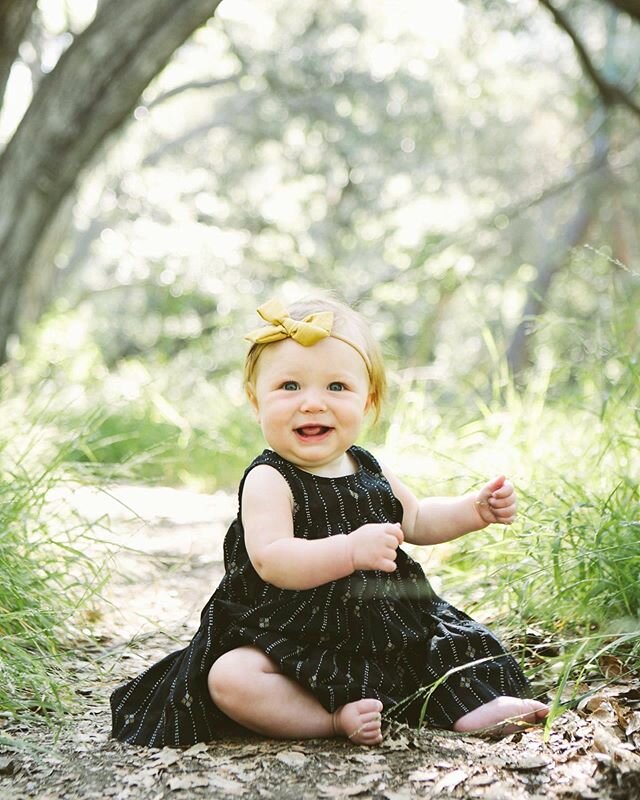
453, 696, 548, 736
208, 646, 383, 745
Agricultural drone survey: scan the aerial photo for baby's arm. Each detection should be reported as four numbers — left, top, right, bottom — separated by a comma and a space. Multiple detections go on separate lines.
242, 465, 403, 590
381, 464, 517, 546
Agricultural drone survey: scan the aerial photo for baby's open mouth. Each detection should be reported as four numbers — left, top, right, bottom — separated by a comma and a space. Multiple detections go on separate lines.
295, 425, 332, 439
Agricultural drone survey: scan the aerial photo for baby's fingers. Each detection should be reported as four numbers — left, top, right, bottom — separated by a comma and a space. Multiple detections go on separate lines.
491, 480, 514, 499
391, 523, 404, 544
383, 540, 399, 560
377, 541, 399, 571
489, 495, 517, 511
493, 503, 517, 524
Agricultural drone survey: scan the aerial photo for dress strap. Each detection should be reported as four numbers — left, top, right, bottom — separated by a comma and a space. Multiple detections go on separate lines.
349, 445, 384, 476
235, 449, 297, 515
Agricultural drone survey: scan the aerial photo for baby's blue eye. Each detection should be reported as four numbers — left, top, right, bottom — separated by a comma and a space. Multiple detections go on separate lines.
281, 381, 299, 391
328, 382, 345, 391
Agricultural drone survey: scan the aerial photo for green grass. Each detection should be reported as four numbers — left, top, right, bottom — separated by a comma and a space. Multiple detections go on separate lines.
4, 297, 638, 727
50, 360, 265, 491
65, 400, 263, 490
384, 331, 640, 706
0, 393, 104, 724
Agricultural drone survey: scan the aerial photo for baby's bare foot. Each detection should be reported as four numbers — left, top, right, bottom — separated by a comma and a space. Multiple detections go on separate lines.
332, 699, 383, 745
453, 697, 549, 736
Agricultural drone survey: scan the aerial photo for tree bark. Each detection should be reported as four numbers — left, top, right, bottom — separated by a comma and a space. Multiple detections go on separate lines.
540, 0, 640, 120
506, 131, 610, 376
0, 0, 221, 363
0, 0, 38, 106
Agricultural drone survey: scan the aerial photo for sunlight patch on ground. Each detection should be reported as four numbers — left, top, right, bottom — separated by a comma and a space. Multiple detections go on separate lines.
60, 484, 236, 642
67, 483, 236, 527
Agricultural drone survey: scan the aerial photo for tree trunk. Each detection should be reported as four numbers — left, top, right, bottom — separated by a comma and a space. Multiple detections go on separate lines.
506, 203, 594, 376
506, 131, 610, 375
0, 0, 221, 364
0, 0, 38, 105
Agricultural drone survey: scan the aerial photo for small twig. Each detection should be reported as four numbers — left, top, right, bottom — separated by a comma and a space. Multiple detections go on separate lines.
538, 0, 640, 120
584, 244, 640, 278
146, 75, 242, 109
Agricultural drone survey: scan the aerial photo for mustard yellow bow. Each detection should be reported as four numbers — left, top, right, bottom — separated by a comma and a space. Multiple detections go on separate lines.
244, 298, 334, 347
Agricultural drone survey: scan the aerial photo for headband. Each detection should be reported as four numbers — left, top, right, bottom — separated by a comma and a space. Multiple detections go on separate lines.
244, 298, 372, 373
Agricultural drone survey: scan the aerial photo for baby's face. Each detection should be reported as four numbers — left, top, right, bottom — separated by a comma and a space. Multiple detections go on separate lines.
249, 335, 371, 477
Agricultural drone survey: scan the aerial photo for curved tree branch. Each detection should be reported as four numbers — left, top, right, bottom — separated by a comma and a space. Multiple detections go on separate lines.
146, 74, 241, 109
0, 0, 38, 107
539, 0, 640, 119
142, 90, 261, 166
506, 128, 612, 374
0, 0, 222, 363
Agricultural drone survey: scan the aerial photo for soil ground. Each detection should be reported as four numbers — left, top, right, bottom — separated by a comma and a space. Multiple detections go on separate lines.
1, 485, 639, 800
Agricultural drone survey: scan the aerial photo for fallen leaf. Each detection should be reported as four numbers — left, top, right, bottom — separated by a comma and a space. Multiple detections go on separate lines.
468, 773, 496, 787
626, 711, 640, 737
432, 768, 467, 793
209, 775, 245, 794
599, 655, 625, 679
349, 752, 386, 765
318, 784, 368, 797
152, 747, 181, 768
275, 749, 308, 768
167, 774, 210, 791
183, 742, 209, 757
123, 769, 158, 788
228, 744, 263, 760
407, 768, 439, 782
580, 694, 608, 713
593, 720, 625, 755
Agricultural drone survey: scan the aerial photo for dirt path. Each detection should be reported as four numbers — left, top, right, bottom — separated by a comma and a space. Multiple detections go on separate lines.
1, 485, 639, 800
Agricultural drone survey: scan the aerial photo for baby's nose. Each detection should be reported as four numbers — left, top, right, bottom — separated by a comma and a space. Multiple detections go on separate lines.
300, 390, 327, 411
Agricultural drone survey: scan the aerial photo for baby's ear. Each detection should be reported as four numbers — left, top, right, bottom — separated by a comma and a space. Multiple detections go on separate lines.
246, 384, 260, 418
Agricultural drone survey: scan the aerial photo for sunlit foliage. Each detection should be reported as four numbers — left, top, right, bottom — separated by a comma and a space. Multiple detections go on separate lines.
3, 0, 632, 391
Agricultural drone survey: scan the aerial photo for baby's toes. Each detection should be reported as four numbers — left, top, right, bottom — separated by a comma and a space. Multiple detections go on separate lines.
348, 711, 383, 745
352, 724, 383, 746
359, 699, 383, 714
527, 701, 549, 722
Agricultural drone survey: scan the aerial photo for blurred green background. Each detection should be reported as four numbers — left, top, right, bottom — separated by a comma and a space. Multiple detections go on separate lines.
0, 0, 638, 722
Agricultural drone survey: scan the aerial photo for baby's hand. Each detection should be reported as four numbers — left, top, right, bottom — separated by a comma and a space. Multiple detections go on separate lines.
347, 522, 403, 572
474, 475, 517, 525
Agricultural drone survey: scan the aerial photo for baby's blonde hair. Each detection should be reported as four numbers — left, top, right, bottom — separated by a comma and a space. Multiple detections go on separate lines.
244, 295, 387, 422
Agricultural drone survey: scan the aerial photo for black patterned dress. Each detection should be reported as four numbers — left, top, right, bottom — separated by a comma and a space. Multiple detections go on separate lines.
110, 446, 531, 747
